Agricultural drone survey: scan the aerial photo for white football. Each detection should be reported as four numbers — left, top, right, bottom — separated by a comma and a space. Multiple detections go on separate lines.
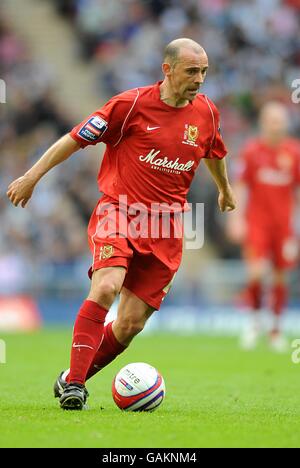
112, 362, 166, 412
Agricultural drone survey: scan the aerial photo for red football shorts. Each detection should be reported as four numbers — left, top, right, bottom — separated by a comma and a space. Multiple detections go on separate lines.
244, 222, 298, 269
87, 194, 183, 309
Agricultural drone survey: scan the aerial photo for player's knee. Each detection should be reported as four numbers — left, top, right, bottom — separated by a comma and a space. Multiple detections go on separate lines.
101, 281, 119, 300
91, 280, 119, 306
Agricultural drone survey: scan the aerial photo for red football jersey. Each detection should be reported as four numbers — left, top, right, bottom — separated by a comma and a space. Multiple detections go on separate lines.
238, 137, 300, 226
70, 81, 227, 210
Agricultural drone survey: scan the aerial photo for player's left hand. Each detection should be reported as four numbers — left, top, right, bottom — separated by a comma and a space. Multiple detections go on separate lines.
218, 185, 236, 212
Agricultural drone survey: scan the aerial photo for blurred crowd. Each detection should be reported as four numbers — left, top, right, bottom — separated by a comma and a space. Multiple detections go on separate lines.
53, 0, 300, 103
1, 0, 300, 293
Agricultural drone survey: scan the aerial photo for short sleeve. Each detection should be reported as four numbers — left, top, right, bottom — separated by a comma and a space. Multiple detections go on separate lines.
69, 88, 139, 148
204, 98, 227, 160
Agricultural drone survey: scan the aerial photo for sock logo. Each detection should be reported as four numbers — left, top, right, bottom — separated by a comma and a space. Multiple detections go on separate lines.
72, 343, 94, 350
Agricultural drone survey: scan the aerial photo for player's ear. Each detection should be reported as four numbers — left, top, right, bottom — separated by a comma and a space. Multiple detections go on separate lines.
162, 62, 171, 77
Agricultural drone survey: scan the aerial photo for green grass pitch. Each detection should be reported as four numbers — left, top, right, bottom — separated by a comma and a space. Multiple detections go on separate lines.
0, 329, 299, 448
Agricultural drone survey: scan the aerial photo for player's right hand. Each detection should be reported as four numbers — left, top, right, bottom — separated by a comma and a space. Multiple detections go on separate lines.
6, 175, 36, 208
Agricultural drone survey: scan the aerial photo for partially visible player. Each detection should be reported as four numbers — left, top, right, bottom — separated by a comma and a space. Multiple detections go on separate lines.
228, 102, 300, 351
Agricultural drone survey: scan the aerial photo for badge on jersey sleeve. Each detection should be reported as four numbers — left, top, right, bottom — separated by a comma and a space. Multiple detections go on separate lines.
78, 116, 108, 142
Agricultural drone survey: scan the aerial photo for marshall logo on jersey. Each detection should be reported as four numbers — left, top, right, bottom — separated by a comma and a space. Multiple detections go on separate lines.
78, 116, 108, 142
182, 124, 199, 147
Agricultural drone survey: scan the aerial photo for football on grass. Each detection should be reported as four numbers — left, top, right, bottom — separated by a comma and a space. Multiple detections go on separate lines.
112, 362, 165, 412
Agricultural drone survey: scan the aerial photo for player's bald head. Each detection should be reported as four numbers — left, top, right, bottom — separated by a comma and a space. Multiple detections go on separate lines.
259, 101, 289, 135
161, 38, 208, 105
164, 38, 207, 66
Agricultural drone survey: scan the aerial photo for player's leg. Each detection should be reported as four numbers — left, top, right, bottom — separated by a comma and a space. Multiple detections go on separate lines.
58, 195, 133, 409
268, 268, 289, 351
246, 260, 265, 310
113, 287, 156, 345
85, 250, 178, 380
268, 234, 298, 351
240, 223, 270, 349
240, 258, 266, 350
57, 288, 155, 385
270, 268, 287, 335
58, 213, 181, 402
59, 266, 126, 409
85, 287, 155, 379
69, 266, 126, 381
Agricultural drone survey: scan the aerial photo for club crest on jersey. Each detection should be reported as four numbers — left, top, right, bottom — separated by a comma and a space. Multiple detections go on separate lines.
78, 116, 108, 142
99, 245, 114, 260
182, 124, 199, 147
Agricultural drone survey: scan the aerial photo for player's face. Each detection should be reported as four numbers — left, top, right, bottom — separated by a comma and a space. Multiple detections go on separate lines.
169, 50, 209, 101
260, 106, 289, 139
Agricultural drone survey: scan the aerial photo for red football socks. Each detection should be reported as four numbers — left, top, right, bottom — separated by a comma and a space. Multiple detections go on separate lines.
86, 321, 126, 380
247, 281, 262, 310
67, 300, 108, 385
271, 283, 287, 316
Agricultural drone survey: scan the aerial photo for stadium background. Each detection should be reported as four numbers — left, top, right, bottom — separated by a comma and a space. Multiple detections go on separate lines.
1, 0, 300, 334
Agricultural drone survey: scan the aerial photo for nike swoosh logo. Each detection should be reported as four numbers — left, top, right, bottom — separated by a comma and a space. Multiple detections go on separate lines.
72, 343, 94, 350
147, 125, 160, 131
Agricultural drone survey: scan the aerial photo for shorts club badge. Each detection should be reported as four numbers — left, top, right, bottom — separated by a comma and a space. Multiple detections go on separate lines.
99, 245, 114, 260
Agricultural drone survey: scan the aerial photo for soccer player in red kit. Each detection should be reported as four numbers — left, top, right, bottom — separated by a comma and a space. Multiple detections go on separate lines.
228, 102, 300, 351
7, 38, 236, 409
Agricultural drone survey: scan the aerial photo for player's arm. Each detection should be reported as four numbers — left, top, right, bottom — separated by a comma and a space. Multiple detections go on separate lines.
7, 89, 138, 208
7, 134, 80, 208
204, 158, 236, 212
203, 97, 236, 212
